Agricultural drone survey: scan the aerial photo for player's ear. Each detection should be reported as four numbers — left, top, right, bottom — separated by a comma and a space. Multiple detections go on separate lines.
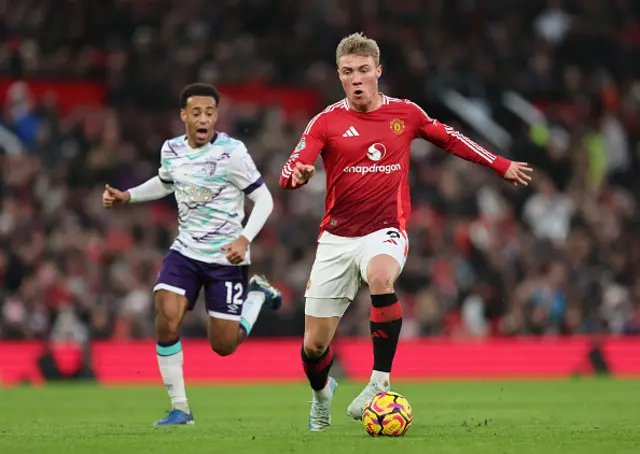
377, 65, 382, 79
180, 109, 187, 123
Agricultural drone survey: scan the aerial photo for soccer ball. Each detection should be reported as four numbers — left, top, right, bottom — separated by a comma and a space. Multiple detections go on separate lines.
362, 391, 413, 437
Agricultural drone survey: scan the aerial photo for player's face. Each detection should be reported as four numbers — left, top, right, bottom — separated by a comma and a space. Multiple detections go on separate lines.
180, 96, 218, 147
337, 54, 382, 109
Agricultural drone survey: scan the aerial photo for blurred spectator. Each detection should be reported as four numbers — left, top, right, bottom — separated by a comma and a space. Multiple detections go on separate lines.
1, 0, 640, 340
523, 174, 574, 244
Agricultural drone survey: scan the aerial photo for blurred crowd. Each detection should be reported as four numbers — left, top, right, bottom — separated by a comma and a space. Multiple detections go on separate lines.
1, 0, 640, 341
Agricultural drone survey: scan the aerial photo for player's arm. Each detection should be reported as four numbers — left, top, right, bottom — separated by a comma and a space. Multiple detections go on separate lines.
242, 184, 273, 238
279, 113, 326, 190
223, 144, 274, 264
410, 102, 533, 187
102, 141, 175, 207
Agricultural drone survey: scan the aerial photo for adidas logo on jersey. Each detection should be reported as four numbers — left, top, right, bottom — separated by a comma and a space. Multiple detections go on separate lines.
342, 126, 360, 137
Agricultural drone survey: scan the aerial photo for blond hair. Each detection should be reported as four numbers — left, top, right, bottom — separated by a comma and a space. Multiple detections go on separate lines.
336, 32, 380, 66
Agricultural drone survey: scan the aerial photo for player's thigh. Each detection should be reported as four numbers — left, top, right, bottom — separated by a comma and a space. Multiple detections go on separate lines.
207, 317, 241, 356
305, 232, 360, 301
153, 250, 203, 334
305, 296, 351, 319
359, 228, 408, 290
303, 308, 344, 356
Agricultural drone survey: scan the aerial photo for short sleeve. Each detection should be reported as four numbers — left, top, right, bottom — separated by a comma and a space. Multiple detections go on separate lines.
227, 143, 264, 194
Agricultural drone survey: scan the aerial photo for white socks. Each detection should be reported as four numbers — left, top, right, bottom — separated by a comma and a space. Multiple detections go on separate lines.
371, 370, 391, 389
156, 339, 189, 412
155, 292, 266, 414
239, 291, 266, 335
313, 381, 333, 402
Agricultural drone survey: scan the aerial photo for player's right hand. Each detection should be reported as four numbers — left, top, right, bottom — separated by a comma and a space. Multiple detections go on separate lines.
103, 184, 130, 208
292, 162, 315, 187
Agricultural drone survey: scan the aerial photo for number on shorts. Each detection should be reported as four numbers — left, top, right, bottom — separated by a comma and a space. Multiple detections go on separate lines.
225, 281, 244, 306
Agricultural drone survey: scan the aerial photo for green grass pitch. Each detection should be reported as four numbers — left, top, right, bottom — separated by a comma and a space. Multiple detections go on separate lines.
0, 379, 638, 453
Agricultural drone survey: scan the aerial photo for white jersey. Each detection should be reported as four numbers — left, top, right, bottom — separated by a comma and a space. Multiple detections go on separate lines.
158, 132, 264, 265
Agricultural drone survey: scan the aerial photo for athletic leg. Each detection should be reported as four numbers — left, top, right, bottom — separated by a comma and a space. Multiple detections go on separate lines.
153, 251, 202, 426
204, 265, 281, 356
366, 254, 403, 386
303, 231, 360, 431
302, 313, 340, 393
155, 290, 191, 416
347, 228, 408, 419
303, 300, 349, 431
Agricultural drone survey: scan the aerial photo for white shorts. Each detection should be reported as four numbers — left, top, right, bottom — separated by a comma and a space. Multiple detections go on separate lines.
304, 227, 408, 318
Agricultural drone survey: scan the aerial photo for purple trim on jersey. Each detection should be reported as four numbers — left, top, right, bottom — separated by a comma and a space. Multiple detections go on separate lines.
243, 177, 264, 194
165, 142, 179, 157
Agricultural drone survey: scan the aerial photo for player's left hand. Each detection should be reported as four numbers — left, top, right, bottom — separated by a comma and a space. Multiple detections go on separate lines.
222, 235, 250, 265
502, 161, 533, 188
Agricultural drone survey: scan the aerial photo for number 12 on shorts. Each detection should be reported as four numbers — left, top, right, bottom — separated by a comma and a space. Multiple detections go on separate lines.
225, 281, 244, 306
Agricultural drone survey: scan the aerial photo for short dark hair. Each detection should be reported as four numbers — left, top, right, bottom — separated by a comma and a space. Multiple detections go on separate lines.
180, 83, 220, 108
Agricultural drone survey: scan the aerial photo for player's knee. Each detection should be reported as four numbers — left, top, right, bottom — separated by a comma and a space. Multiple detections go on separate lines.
303, 339, 328, 358
211, 343, 236, 357
209, 336, 237, 357
155, 308, 181, 339
156, 313, 181, 340
367, 269, 395, 294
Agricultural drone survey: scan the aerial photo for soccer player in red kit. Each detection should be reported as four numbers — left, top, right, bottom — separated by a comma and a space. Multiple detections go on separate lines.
279, 33, 533, 431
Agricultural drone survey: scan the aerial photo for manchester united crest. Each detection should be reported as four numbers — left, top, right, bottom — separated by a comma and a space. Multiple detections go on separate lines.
390, 118, 405, 135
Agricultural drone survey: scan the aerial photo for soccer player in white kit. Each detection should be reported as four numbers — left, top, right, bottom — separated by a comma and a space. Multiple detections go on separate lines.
103, 83, 282, 425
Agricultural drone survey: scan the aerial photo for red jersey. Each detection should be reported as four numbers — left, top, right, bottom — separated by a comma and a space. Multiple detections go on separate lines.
279, 95, 511, 237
